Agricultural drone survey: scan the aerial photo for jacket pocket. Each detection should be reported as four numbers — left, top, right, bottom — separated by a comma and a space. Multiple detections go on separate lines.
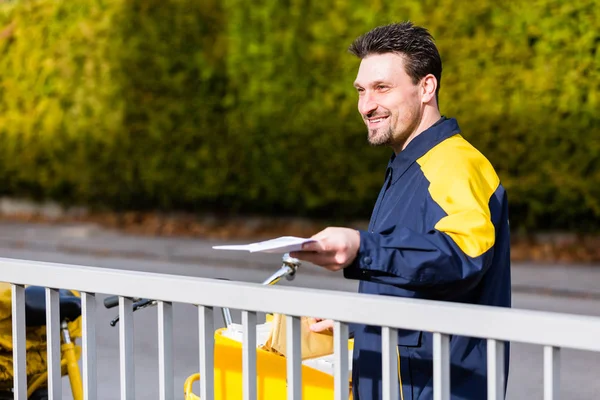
398, 329, 422, 347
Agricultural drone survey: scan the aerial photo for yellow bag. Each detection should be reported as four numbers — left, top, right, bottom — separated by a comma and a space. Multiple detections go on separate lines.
0, 283, 82, 388
262, 314, 333, 360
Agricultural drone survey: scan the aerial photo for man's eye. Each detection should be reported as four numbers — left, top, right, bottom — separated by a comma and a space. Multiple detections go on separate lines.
377, 85, 388, 91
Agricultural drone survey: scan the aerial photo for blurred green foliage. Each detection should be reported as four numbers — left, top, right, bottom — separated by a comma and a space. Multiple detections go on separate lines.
0, 0, 227, 211
0, 0, 598, 232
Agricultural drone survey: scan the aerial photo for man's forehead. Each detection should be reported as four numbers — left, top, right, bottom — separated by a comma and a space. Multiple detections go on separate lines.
354, 53, 406, 85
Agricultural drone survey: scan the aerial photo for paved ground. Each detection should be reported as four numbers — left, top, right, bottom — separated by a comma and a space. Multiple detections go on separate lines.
0, 221, 599, 399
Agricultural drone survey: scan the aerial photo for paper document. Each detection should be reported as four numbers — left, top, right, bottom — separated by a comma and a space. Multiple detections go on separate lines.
212, 236, 315, 254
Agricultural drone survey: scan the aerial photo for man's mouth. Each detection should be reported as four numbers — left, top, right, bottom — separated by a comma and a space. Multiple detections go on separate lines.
366, 116, 389, 126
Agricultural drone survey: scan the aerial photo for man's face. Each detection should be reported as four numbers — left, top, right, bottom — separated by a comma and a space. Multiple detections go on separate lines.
354, 53, 422, 150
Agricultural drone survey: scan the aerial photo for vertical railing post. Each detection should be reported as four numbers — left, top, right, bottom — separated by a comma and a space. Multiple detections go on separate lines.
242, 310, 257, 400
198, 305, 214, 400
119, 297, 135, 400
82, 292, 97, 400
382, 327, 399, 400
487, 339, 505, 400
334, 321, 349, 400
158, 301, 174, 400
46, 288, 62, 399
433, 333, 450, 400
11, 284, 27, 400
286, 315, 302, 399
544, 346, 561, 400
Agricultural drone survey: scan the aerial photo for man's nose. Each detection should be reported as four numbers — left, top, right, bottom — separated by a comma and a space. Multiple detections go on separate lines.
358, 93, 378, 117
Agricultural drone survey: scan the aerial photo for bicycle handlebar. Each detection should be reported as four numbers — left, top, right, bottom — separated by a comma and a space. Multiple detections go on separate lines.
104, 253, 301, 327
104, 295, 146, 309
106, 298, 156, 326
103, 296, 119, 309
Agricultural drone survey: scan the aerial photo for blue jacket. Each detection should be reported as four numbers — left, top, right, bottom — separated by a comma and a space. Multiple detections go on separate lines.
344, 117, 511, 399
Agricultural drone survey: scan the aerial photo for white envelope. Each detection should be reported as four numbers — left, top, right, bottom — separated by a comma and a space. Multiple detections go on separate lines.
212, 236, 315, 253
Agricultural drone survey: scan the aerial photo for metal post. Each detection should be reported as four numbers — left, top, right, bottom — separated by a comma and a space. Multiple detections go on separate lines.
544, 346, 561, 400
198, 305, 214, 400
382, 327, 399, 400
82, 292, 97, 400
286, 315, 302, 399
334, 321, 349, 400
119, 297, 135, 400
242, 310, 257, 400
158, 301, 174, 400
433, 333, 450, 400
487, 339, 505, 400
11, 284, 27, 400
46, 288, 61, 399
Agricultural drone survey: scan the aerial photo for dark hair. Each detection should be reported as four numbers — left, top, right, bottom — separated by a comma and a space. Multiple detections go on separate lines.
349, 22, 442, 99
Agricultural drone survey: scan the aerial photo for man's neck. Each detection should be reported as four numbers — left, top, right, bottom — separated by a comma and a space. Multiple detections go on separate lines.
393, 108, 442, 155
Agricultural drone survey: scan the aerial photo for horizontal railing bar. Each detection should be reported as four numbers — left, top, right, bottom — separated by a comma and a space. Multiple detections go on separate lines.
1, 257, 600, 352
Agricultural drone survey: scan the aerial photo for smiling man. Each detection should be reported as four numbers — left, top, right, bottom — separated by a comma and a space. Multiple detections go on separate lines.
290, 22, 511, 399
354, 49, 438, 153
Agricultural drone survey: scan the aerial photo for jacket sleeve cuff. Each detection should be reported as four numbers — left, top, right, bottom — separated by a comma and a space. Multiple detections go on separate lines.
344, 230, 378, 280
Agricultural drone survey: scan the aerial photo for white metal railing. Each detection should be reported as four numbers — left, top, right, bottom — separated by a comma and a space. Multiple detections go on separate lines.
1, 256, 600, 400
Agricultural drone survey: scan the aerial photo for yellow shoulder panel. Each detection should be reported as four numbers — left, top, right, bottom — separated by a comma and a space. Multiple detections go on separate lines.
416, 135, 500, 258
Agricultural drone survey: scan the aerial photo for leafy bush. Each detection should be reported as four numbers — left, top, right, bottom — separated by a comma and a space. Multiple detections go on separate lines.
0, 0, 227, 211
0, 0, 598, 231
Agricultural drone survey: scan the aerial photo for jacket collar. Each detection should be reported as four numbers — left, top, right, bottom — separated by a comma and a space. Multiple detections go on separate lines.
385, 117, 461, 184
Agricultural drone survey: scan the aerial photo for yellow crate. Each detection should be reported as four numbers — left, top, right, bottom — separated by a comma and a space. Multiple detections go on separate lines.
184, 327, 353, 400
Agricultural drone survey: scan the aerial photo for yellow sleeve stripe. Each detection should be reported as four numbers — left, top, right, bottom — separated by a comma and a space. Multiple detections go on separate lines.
416, 135, 500, 258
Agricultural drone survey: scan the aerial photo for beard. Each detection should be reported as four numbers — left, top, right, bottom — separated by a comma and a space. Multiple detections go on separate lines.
367, 126, 393, 147
366, 112, 421, 150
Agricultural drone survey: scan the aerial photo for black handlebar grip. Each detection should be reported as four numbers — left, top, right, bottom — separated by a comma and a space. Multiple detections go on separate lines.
104, 295, 119, 309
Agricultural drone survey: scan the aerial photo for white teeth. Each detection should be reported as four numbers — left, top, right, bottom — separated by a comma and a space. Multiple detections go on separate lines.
370, 118, 385, 123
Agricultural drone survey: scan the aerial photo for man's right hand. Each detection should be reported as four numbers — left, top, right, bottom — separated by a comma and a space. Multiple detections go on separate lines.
310, 318, 334, 332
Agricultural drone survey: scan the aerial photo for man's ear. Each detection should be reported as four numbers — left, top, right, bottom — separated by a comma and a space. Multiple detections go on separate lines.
421, 74, 438, 104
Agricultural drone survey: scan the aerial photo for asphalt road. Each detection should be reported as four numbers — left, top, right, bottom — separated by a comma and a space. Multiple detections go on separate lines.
0, 245, 599, 399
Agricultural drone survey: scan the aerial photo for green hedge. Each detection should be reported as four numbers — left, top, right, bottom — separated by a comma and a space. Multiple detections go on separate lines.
0, 0, 227, 210
0, 0, 599, 232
